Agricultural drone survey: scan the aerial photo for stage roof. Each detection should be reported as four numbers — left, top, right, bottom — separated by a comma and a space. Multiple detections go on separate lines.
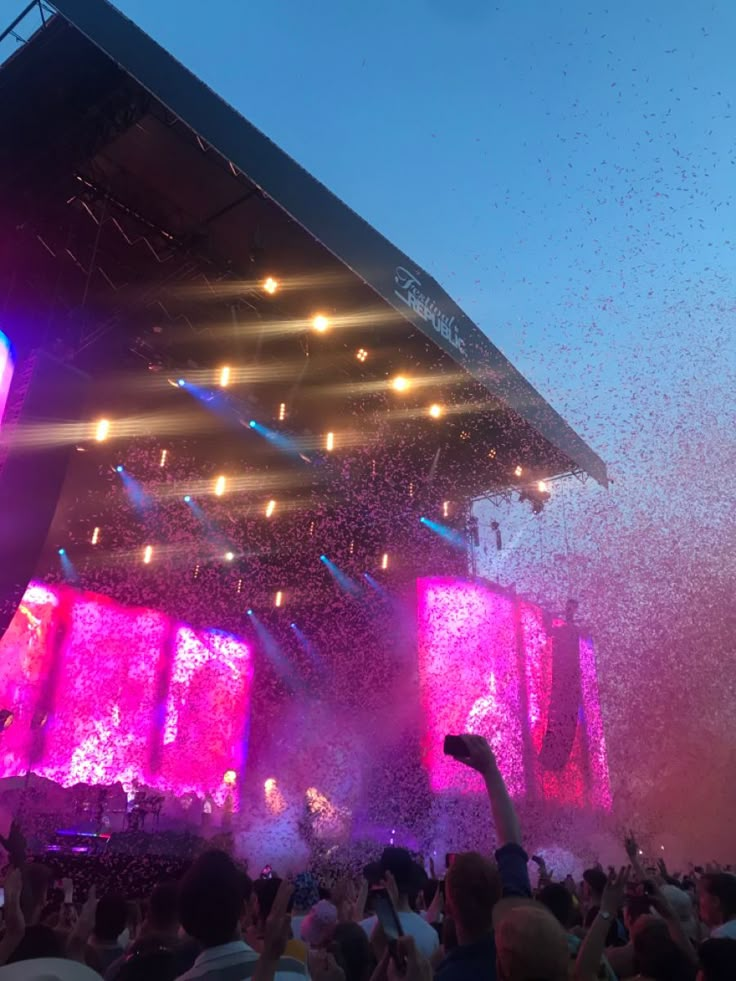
0, 0, 606, 499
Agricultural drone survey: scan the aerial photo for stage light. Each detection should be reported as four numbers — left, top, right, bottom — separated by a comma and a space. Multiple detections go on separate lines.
224, 551, 234, 562
443, 500, 450, 518
320, 554, 327, 561
428, 403, 444, 419
392, 375, 410, 393
264, 777, 276, 792
263, 276, 279, 295
249, 420, 257, 429
247, 608, 253, 616
312, 313, 330, 332
538, 480, 548, 493
381, 552, 389, 570
278, 402, 286, 422
325, 431, 335, 452
223, 769, 237, 786
159, 449, 168, 467
214, 475, 226, 497
184, 495, 191, 503
115, 465, 124, 473
177, 378, 185, 387
275, 590, 283, 608
219, 365, 231, 388
94, 418, 110, 442
265, 499, 276, 518
143, 545, 153, 565
91, 527, 100, 545
58, 547, 66, 556
514, 465, 523, 477
0, 709, 13, 731
356, 348, 368, 362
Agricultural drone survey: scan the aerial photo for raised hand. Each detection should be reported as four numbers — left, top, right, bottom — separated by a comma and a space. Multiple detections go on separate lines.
453, 734, 497, 777
262, 878, 294, 963
624, 831, 639, 862
600, 866, 631, 917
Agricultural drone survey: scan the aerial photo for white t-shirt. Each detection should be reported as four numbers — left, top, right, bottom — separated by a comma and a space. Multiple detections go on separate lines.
360, 912, 439, 958
712, 920, 736, 939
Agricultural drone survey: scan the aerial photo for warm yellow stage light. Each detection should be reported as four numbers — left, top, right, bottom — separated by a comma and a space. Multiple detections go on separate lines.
443, 501, 450, 518
381, 553, 389, 570
275, 590, 283, 608
312, 314, 330, 333
91, 527, 100, 545
356, 348, 368, 362
392, 375, 410, 393
325, 431, 335, 452
263, 276, 279, 295
538, 480, 549, 493
223, 769, 237, 786
278, 402, 287, 421
224, 551, 234, 562
159, 449, 168, 467
95, 418, 110, 442
265, 499, 276, 518
143, 545, 153, 565
214, 475, 226, 497
514, 465, 523, 477
428, 403, 444, 418
219, 365, 231, 388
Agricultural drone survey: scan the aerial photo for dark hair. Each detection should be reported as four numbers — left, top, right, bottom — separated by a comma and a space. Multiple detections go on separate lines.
117, 947, 179, 981
538, 883, 574, 928
699, 938, 736, 981
7, 923, 64, 963
148, 881, 180, 931
626, 894, 655, 926
21, 863, 52, 923
380, 847, 414, 897
95, 893, 128, 942
333, 921, 373, 981
253, 876, 282, 925
701, 874, 736, 920
179, 850, 243, 948
583, 867, 607, 898
445, 851, 501, 939
633, 918, 696, 981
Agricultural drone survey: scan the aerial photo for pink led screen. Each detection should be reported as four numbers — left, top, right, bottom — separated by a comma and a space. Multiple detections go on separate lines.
0, 583, 253, 800
0, 329, 13, 429
417, 577, 611, 810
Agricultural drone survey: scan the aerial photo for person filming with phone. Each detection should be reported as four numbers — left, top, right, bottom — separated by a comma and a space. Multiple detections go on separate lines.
360, 847, 439, 959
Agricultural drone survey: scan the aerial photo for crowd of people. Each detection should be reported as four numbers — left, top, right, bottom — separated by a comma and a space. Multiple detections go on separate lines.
0, 734, 733, 981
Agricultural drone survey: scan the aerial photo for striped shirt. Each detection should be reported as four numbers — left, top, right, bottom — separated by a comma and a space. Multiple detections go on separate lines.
175, 940, 307, 981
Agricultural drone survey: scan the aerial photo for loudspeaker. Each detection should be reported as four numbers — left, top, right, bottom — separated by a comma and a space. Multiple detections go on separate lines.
0, 349, 88, 642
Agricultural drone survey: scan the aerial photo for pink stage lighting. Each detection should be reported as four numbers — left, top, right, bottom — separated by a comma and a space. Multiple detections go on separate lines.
417, 577, 611, 810
0, 583, 253, 800
0, 329, 14, 429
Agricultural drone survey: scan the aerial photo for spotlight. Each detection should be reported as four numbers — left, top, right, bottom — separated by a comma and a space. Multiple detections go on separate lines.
91, 527, 100, 545
275, 590, 283, 608
184, 495, 191, 503
428, 403, 444, 419
537, 480, 548, 493
381, 552, 389, 570
320, 554, 327, 561
290, 622, 296, 629
57, 547, 66, 556
392, 375, 410, 393
0, 709, 13, 731
115, 465, 124, 473
356, 348, 368, 362
219, 365, 231, 388
214, 475, 226, 497
159, 449, 168, 467
278, 402, 286, 422
143, 545, 153, 564
223, 769, 237, 786
177, 378, 185, 387
224, 551, 234, 562
443, 500, 450, 518
265, 499, 276, 518
249, 420, 257, 429
312, 314, 330, 333
94, 418, 110, 442
262, 276, 279, 295
325, 431, 335, 452
514, 465, 523, 477
247, 609, 253, 616
519, 483, 551, 514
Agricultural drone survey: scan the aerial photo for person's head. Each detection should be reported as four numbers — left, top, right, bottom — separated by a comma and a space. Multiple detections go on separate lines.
379, 847, 414, 900
538, 883, 575, 930
698, 938, 736, 981
445, 851, 501, 944
660, 884, 697, 941
116, 938, 180, 981
623, 893, 655, 933
21, 863, 52, 926
253, 876, 282, 928
332, 922, 372, 981
632, 916, 695, 981
495, 904, 569, 981
94, 894, 128, 944
145, 881, 180, 935
301, 900, 338, 949
293, 872, 320, 914
179, 849, 243, 948
699, 874, 736, 929
582, 867, 607, 904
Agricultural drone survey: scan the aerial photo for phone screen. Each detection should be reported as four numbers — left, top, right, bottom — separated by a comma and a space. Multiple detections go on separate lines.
0, 887, 5, 909
372, 888, 403, 942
